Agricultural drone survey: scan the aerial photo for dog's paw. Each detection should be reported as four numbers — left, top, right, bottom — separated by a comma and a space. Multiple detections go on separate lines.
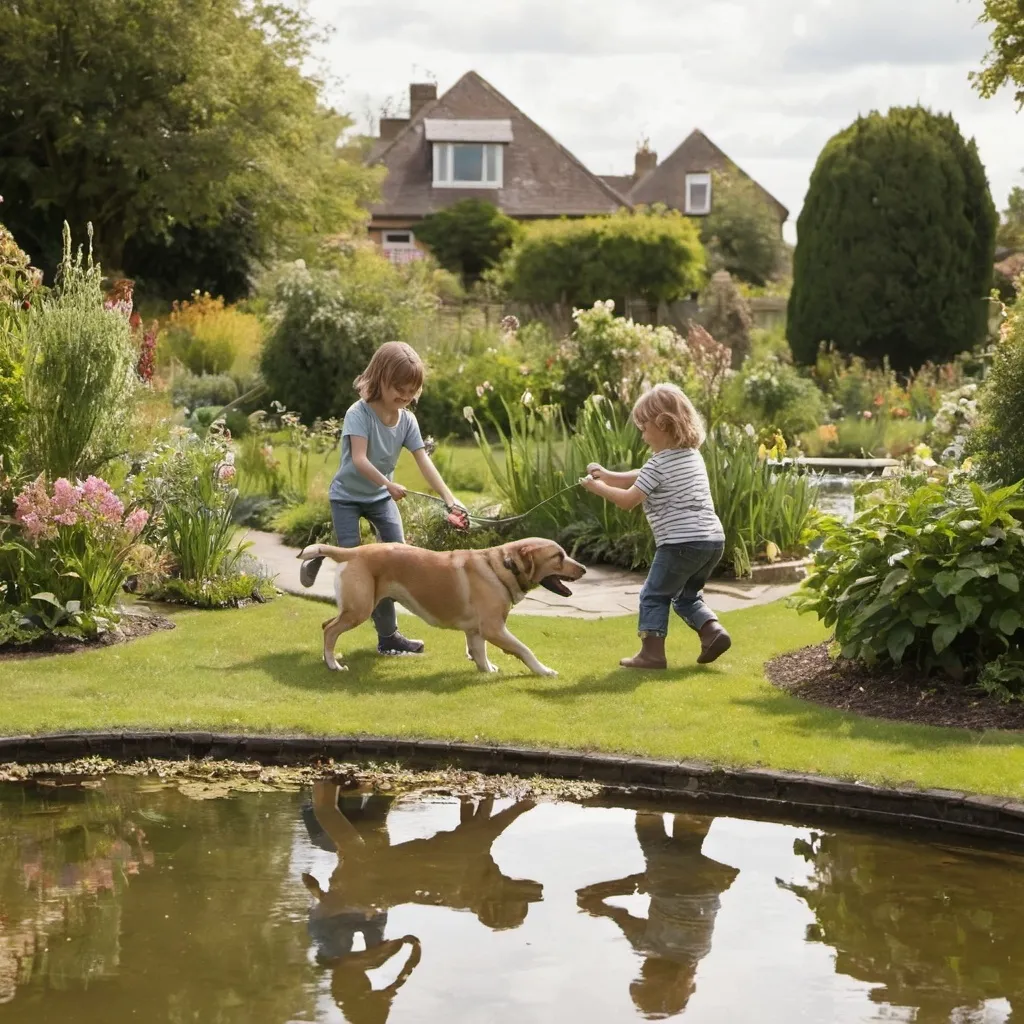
535, 665, 558, 677
323, 656, 348, 672
475, 660, 500, 673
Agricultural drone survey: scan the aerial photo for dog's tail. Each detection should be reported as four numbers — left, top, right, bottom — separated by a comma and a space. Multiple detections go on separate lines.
299, 543, 357, 563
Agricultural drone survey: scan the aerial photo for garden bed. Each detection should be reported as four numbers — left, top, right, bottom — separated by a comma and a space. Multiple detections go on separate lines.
0, 609, 175, 662
766, 642, 1024, 732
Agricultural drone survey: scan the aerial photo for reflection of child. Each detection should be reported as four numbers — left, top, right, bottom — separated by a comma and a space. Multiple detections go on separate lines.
576, 812, 738, 1019
581, 384, 731, 669
298, 342, 462, 656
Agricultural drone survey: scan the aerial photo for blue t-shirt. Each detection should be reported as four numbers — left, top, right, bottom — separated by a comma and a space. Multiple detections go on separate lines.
329, 400, 425, 503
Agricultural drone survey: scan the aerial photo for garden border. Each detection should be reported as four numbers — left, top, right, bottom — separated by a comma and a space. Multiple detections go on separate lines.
3, 731, 1024, 845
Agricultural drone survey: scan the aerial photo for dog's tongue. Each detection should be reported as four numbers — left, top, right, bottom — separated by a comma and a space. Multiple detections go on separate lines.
540, 575, 572, 597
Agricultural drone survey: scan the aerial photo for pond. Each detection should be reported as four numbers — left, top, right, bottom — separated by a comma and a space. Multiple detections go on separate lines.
1, 775, 1022, 1023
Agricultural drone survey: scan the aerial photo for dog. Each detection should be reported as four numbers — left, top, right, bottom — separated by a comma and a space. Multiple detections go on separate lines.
298, 538, 586, 676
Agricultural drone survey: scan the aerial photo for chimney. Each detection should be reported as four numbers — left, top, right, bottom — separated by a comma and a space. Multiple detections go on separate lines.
379, 117, 409, 141
409, 82, 437, 119
634, 144, 657, 181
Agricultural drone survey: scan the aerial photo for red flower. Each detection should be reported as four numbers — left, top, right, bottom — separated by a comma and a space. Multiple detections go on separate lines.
873, 395, 884, 406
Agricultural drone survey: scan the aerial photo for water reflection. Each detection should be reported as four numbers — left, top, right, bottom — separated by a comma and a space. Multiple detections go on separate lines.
300, 780, 542, 1023
779, 829, 1024, 1023
0, 777, 1022, 1022
576, 812, 738, 1019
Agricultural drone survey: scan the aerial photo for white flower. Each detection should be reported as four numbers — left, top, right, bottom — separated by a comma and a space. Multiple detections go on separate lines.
224, 451, 235, 466
463, 406, 475, 422
521, 389, 533, 406
744, 423, 756, 437
294, 258, 306, 269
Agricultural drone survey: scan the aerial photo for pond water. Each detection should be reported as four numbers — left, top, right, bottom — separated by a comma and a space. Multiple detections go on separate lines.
1, 775, 1022, 1023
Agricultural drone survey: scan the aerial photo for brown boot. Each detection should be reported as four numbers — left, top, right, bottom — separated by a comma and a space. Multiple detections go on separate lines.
620, 634, 667, 670
697, 620, 732, 664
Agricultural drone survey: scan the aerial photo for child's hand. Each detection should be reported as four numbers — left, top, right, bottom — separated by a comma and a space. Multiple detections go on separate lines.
387, 482, 407, 501
586, 462, 606, 480
579, 474, 601, 494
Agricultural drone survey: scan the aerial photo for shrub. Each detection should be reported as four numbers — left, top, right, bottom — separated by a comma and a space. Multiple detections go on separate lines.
967, 302, 1024, 483
130, 427, 270, 607
699, 270, 753, 367
794, 476, 1024, 699
788, 107, 997, 369
414, 322, 564, 439
557, 301, 690, 423
259, 252, 432, 423
734, 358, 827, 440
414, 199, 520, 284
170, 372, 239, 411
701, 172, 785, 287
161, 292, 264, 375
0, 474, 149, 645
501, 209, 705, 315
22, 226, 139, 480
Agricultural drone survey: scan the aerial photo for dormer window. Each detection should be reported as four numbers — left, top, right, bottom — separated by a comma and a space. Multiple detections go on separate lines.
426, 119, 512, 190
685, 173, 712, 214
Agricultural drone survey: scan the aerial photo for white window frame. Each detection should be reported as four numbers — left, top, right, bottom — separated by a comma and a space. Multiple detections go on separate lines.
432, 142, 503, 189
382, 230, 416, 249
685, 172, 712, 215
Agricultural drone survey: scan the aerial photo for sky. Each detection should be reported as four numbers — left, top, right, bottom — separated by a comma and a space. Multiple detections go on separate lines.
307, 0, 1022, 244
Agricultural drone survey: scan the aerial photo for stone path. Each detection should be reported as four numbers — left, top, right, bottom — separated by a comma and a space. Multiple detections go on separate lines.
244, 530, 799, 619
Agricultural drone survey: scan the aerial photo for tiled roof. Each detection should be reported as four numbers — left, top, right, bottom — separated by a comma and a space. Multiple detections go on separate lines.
628, 130, 789, 222
369, 72, 627, 219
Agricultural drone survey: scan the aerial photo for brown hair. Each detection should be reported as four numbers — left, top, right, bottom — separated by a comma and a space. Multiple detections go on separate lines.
631, 383, 706, 448
354, 342, 425, 402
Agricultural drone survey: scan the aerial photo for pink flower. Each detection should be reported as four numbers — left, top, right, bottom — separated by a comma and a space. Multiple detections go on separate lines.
54, 510, 79, 526
217, 464, 236, 483
862, 410, 873, 420
51, 477, 83, 515
124, 508, 149, 537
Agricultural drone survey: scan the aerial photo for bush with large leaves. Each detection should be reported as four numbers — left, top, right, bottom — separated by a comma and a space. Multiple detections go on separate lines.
795, 476, 1024, 699
414, 199, 519, 285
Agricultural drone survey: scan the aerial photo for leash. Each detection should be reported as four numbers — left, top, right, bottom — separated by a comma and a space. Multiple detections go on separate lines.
403, 481, 583, 532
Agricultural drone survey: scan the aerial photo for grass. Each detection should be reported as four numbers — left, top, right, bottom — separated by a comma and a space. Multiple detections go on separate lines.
5, 598, 1024, 798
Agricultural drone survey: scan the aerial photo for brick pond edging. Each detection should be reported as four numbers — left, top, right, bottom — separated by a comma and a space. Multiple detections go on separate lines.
2, 731, 1023, 845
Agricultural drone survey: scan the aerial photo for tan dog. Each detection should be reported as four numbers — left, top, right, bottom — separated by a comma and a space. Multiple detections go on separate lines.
298, 538, 586, 676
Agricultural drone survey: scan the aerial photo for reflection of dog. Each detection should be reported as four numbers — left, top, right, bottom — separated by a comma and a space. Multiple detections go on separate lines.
299, 537, 586, 676
302, 781, 542, 1024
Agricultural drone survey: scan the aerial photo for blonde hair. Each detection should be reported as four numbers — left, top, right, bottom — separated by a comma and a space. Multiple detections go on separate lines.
631, 383, 706, 449
354, 342, 425, 402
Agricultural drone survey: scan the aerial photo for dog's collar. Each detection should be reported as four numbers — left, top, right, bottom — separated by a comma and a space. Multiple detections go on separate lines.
502, 556, 532, 595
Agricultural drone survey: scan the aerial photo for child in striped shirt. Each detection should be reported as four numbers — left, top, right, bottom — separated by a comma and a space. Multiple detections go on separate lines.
580, 383, 731, 670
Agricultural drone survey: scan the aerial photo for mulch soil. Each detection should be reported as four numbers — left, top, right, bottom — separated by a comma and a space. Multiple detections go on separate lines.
766, 642, 1024, 732
0, 612, 175, 662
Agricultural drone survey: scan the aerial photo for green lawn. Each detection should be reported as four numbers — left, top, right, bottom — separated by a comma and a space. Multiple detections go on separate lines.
6, 598, 1024, 798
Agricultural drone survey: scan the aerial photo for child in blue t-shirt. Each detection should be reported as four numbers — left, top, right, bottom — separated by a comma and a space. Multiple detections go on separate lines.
299, 341, 462, 656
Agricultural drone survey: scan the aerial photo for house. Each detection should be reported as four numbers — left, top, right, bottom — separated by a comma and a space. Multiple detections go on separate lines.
601, 131, 788, 235
366, 72, 627, 262
365, 71, 787, 263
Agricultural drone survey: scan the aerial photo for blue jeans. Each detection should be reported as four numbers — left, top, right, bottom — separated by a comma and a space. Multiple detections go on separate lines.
330, 497, 405, 639
638, 541, 724, 638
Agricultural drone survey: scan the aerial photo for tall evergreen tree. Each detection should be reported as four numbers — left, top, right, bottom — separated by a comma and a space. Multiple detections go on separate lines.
788, 107, 997, 370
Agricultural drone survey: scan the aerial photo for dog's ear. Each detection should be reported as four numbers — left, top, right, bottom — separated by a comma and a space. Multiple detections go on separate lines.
503, 543, 535, 579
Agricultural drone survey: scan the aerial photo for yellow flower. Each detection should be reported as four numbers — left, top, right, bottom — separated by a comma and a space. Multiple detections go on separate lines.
757, 443, 768, 460
960, 457, 974, 473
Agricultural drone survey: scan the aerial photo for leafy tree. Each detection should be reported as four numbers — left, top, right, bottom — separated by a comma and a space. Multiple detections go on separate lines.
414, 200, 520, 285
971, 0, 1024, 107
700, 172, 784, 286
997, 180, 1024, 251
502, 210, 704, 317
0, 0, 380, 290
788, 106, 997, 370
967, 298, 1024, 485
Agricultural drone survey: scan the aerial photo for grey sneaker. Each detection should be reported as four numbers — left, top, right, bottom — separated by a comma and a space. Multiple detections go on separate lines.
377, 631, 425, 656
299, 556, 325, 588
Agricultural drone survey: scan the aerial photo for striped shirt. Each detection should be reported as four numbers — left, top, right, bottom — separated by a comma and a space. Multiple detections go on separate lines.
635, 448, 724, 546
